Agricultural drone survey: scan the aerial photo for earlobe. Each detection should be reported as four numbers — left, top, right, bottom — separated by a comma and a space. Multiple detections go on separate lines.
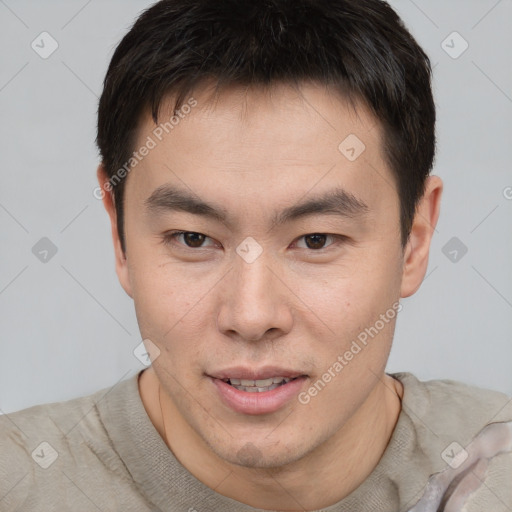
400, 175, 443, 298
96, 164, 133, 298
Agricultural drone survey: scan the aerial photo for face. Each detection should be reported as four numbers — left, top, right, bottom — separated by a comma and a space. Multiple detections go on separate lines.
117, 82, 406, 468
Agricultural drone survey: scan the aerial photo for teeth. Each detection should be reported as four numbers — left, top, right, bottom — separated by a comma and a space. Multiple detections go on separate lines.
233, 383, 281, 392
230, 376, 293, 387
225, 376, 299, 393
220, 376, 299, 393
255, 378, 274, 387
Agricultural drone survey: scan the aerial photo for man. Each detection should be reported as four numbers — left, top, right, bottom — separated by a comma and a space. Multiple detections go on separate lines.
1, 0, 511, 511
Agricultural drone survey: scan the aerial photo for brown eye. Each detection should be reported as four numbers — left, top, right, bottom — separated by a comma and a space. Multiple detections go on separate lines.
162, 230, 218, 250
182, 232, 206, 247
304, 234, 328, 249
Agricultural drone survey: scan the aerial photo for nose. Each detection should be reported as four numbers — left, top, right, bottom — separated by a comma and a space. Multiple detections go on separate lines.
216, 253, 293, 343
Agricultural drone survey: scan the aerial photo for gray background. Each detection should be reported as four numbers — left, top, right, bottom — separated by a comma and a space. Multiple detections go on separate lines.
0, 0, 511, 414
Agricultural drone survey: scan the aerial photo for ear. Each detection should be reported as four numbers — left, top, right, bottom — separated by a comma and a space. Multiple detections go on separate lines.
400, 175, 443, 298
96, 164, 133, 298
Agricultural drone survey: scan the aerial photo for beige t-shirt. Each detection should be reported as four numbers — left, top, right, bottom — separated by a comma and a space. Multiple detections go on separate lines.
1, 371, 511, 511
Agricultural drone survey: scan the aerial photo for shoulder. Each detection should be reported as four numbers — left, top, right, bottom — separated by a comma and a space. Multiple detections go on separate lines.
393, 373, 512, 512
393, 372, 512, 437
0, 381, 113, 453
0, 375, 147, 510
0, 387, 103, 470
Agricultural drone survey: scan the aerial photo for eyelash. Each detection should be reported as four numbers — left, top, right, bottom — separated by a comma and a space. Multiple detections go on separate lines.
161, 231, 347, 252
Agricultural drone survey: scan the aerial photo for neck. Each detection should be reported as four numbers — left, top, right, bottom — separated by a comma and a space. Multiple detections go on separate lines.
139, 368, 403, 511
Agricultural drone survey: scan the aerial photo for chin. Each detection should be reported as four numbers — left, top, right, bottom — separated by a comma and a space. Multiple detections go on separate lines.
204, 430, 315, 470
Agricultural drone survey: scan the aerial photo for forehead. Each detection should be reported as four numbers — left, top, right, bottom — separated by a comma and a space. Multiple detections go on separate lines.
128, 81, 396, 215
150, 81, 382, 157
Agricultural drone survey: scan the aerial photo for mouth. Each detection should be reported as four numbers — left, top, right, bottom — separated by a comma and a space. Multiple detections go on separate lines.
220, 376, 301, 393
208, 368, 308, 415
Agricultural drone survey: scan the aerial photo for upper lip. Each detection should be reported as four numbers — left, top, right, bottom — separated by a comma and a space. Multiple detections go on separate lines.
209, 366, 307, 380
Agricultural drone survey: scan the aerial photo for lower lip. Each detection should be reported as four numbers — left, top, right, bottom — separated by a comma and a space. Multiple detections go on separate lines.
210, 377, 307, 415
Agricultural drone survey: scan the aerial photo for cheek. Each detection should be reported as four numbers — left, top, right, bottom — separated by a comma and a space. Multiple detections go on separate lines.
304, 260, 397, 327
300, 250, 401, 371
128, 256, 214, 347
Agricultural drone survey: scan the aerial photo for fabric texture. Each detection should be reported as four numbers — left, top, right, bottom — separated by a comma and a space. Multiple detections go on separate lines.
1, 371, 511, 512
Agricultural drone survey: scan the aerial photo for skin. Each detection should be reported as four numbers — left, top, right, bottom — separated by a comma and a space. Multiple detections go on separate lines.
98, 81, 442, 511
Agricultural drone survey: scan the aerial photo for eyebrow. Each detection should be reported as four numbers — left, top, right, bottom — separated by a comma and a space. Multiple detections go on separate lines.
144, 184, 369, 228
